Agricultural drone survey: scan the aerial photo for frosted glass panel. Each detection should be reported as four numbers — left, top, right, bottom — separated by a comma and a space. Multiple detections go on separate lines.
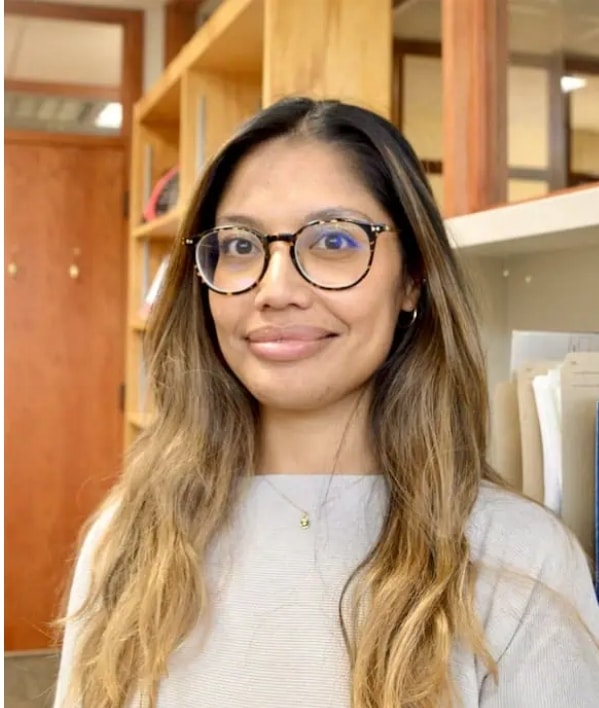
508, 66, 549, 169
570, 74, 599, 177
403, 56, 442, 161
508, 179, 549, 203
425, 173, 444, 213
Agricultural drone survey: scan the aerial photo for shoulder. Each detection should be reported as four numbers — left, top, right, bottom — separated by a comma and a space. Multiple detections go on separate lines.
466, 481, 577, 577
465, 482, 599, 657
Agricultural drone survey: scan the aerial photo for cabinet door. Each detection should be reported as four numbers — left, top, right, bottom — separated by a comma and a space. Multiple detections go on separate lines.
4, 138, 126, 650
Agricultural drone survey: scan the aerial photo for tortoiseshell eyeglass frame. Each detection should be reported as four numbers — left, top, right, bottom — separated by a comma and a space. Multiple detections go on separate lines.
183, 217, 395, 295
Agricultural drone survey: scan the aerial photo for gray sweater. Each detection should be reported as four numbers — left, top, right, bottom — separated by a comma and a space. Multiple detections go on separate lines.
55, 475, 599, 707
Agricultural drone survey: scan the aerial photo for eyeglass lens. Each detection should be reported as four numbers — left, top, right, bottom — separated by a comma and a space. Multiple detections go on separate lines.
195, 221, 372, 292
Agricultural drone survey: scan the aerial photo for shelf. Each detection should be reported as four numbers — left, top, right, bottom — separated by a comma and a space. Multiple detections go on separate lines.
137, 0, 262, 124
132, 207, 183, 240
136, 75, 181, 125
131, 318, 147, 333
127, 412, 153, 430
447, 185, 599, 257
188, 0, 263, 75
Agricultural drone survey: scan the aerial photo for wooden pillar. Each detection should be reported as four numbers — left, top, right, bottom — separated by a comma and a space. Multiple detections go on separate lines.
442, 0, 508, 216
164, 0, 201, 65
262, 0, 393, 119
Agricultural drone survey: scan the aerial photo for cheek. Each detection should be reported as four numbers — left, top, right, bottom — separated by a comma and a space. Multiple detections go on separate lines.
208, 294, 242, 354
351, 297, 398, 358
331, 285, 401, 369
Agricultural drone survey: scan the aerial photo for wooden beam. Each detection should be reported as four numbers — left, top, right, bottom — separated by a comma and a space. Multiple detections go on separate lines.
4, 78, 120, 102
420, 159, 549, 183
548, 52, 568, 191
442, 0, 508, 216
164, 0, 200, 66
4, 129, 125, 149
5, 0, 141, 24
394, 39, 441, 58
263, 0, 392, 118
392, 41, 403, 128
564, 55, 599, 75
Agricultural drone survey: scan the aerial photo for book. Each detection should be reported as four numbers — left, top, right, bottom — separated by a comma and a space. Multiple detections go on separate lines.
560, 352, 599, 560
139, 256, 170, 321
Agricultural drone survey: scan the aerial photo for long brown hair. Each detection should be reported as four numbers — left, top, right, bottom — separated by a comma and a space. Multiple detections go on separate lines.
58, 97, 505, 707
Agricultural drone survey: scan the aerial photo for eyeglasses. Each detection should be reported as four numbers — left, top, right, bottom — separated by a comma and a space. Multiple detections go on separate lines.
184, 218, 394, 295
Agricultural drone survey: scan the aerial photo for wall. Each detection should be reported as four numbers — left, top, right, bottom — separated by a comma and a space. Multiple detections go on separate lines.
143, 5, 165, 91
465, 243, 599, 394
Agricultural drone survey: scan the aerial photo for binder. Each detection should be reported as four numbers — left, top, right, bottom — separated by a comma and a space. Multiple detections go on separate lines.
560, 352, 599, 560
491, 380, 522, 490
516, 361, 559, 504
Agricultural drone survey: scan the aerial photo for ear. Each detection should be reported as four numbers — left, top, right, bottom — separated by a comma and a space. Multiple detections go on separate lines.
397, 275, 422, 315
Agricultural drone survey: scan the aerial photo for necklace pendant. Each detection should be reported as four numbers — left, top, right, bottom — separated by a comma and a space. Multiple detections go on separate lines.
300, 512, 310, 529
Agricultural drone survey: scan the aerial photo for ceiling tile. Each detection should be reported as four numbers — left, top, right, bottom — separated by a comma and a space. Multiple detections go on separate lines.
7, 17, 122, 86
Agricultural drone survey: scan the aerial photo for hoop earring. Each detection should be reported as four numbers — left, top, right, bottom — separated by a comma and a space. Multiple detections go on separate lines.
398, 307, 418, 329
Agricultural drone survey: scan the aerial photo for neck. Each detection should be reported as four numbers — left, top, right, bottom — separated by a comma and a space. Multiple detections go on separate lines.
256, 391, 376, 476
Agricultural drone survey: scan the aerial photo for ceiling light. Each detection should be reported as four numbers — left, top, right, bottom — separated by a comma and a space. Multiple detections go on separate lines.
561, 76, 587, 93
95, 102, 122, 129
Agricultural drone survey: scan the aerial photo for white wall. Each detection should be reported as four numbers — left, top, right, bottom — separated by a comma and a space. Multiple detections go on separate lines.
143, 6, 165, 92
464, 244, 599, 393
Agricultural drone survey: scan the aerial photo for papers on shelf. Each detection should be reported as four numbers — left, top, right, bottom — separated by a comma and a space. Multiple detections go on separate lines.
531, 366, 562, 514
510, 330, 599, 373
492, 331, 599, 560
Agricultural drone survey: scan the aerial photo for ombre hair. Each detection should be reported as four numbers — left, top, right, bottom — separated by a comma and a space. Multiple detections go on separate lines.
58, 97, 508, 707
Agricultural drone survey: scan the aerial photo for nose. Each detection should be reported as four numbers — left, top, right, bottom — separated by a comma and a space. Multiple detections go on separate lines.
253, 242, 311, 310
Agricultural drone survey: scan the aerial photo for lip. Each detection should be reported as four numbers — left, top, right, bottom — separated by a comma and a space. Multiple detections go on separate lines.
247, 325, 335, 342
246, 325, 337, 362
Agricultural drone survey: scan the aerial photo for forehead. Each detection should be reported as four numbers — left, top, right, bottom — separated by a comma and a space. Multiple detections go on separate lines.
215, 137, 389, 227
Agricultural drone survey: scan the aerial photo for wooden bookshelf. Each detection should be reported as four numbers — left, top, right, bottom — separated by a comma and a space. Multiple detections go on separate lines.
127, 412, 153, 430
132, 207, 183, 240
130, 318, 147, 333
122, 0, 599, 561
124, 0, 599, 448
124, 0, 394, 447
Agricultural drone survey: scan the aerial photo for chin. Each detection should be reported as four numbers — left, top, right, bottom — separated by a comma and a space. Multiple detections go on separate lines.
243, 375, 337, 412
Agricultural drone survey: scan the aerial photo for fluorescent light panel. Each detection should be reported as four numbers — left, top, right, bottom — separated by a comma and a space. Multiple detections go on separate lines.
95, 102, 122, 129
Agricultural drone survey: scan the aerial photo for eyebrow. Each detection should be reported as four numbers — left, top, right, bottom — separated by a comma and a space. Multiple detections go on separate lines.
215, 206, 378, 230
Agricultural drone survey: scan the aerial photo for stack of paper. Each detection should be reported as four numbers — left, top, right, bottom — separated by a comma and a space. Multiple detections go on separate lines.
491, 331, 599, 567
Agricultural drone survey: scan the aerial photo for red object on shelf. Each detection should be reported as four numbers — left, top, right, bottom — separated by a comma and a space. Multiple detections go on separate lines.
142, 166, 179, 222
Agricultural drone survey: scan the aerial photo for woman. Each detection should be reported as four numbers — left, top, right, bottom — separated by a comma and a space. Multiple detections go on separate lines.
55, 97, 599, 708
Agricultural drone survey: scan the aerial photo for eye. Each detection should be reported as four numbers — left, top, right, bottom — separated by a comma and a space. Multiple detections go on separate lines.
312, 228, 360, 250
219, 234, 260, 256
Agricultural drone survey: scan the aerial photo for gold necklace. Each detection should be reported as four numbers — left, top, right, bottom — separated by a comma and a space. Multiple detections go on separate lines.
262, 477, 311, 529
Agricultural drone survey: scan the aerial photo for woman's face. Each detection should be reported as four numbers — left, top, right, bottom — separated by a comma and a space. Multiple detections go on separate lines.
208, 137, 418, 412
